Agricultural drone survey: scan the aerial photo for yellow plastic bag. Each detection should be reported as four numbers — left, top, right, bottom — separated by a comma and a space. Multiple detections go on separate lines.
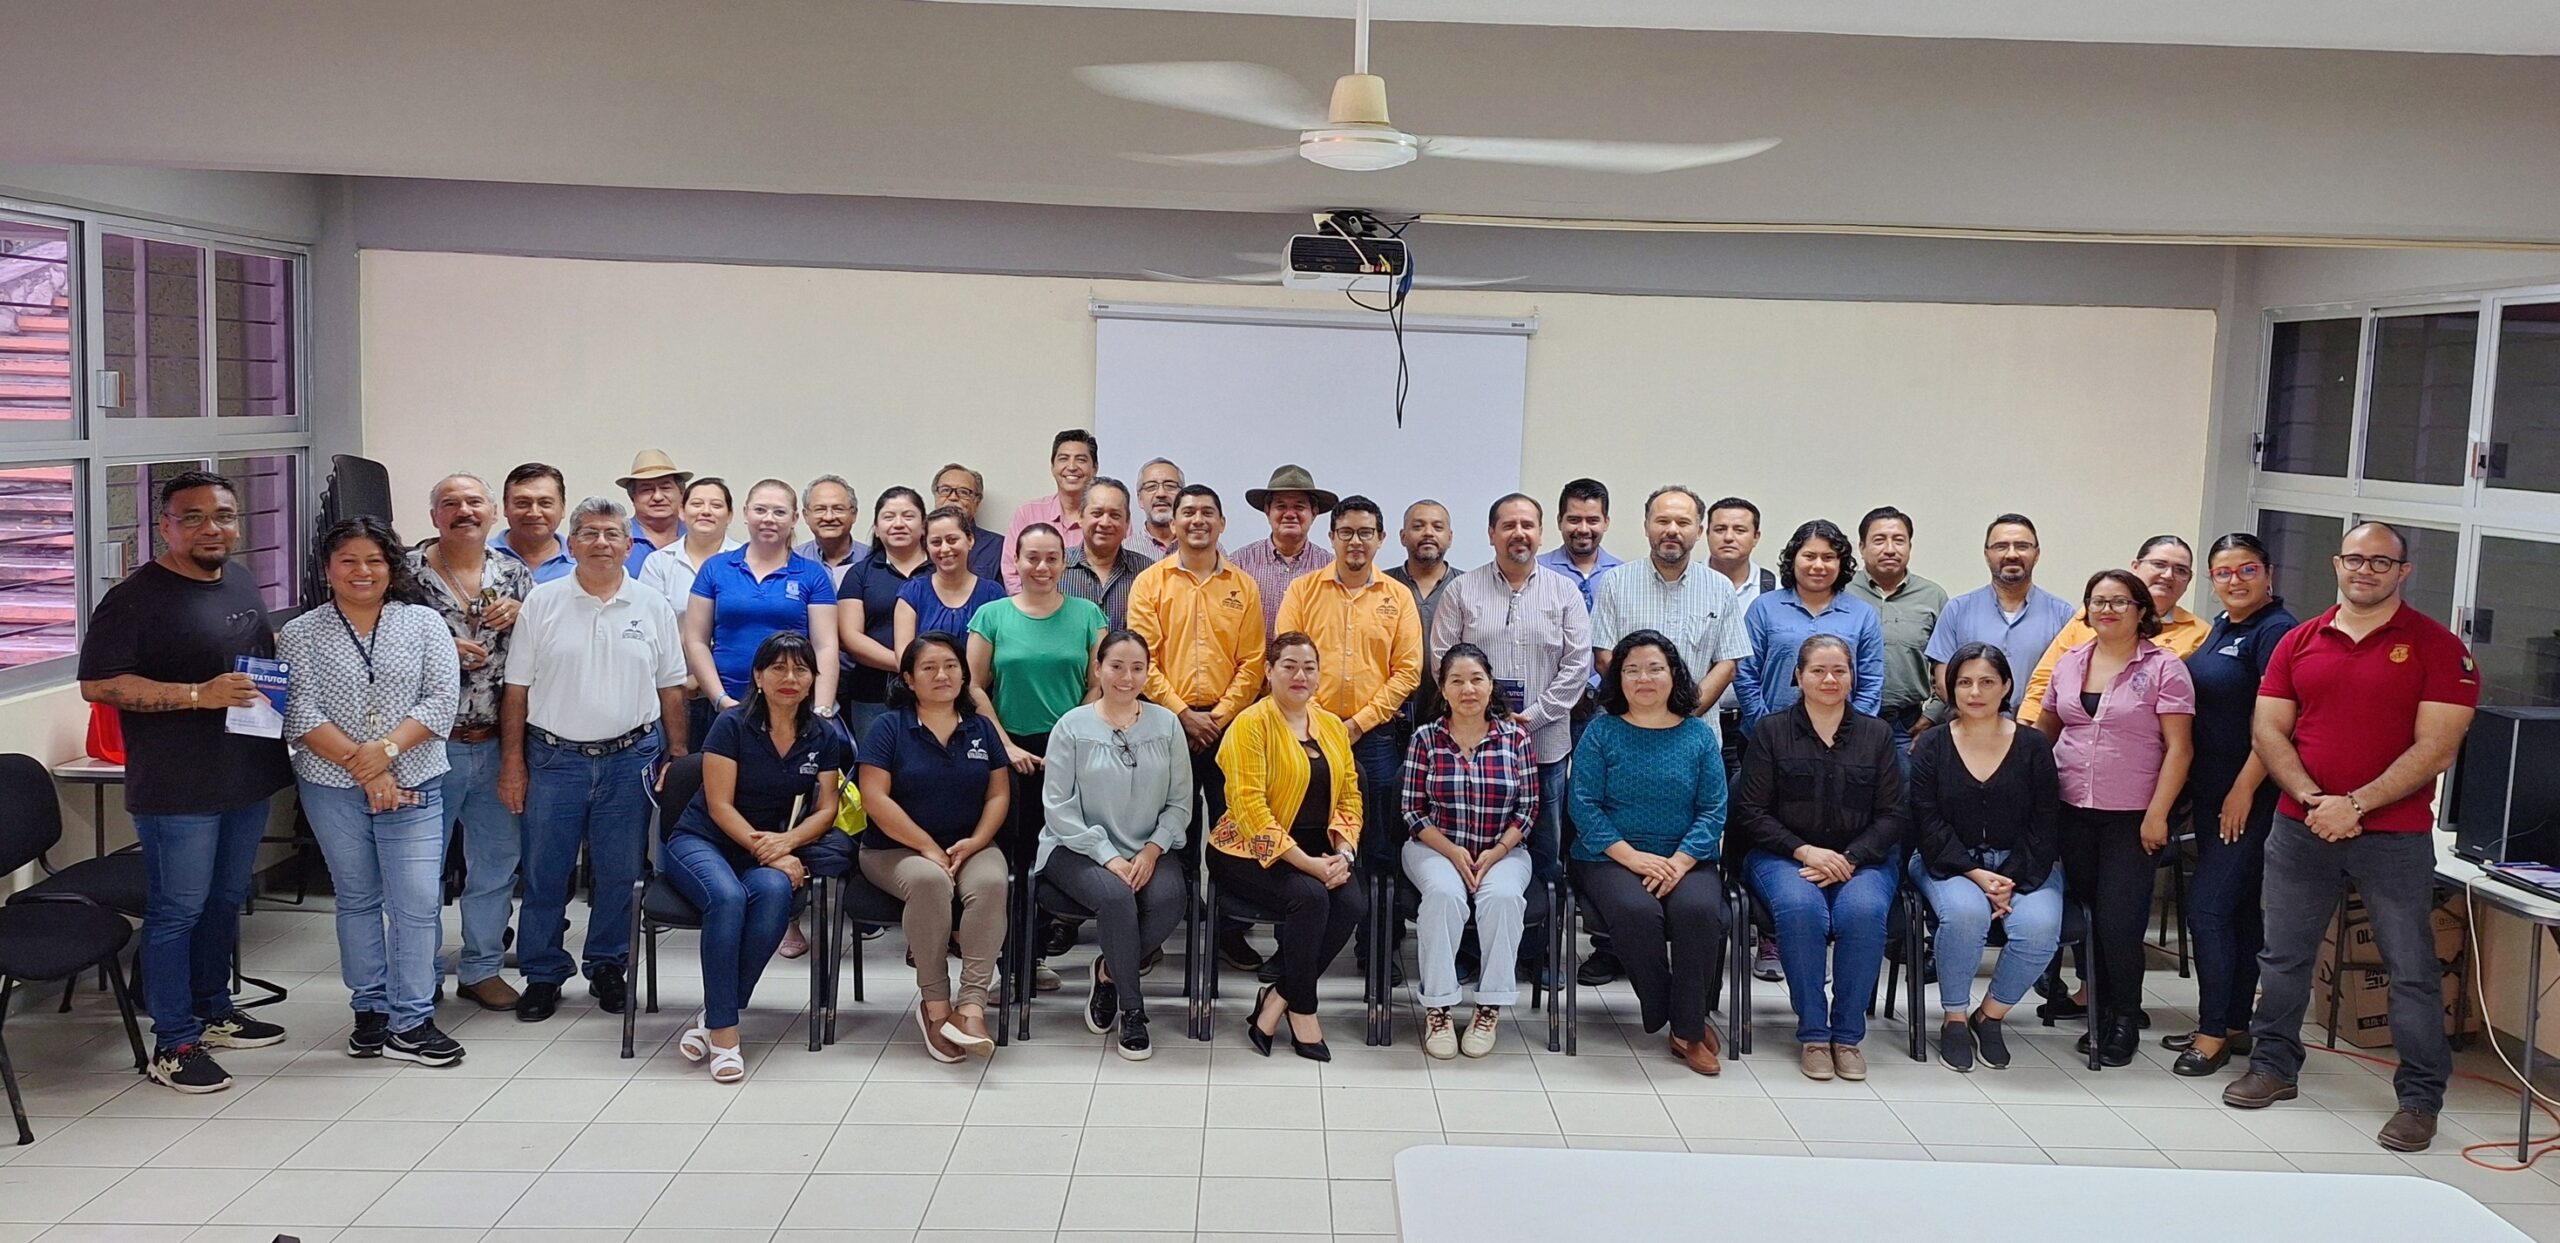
833, 775, 867, 836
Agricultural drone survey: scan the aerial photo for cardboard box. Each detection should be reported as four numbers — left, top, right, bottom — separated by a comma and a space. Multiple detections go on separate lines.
2312, 890, 2479, 1049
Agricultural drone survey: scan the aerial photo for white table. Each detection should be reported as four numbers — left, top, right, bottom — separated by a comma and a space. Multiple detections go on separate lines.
2436, 835, 2560, 1161
49, 755, 125, 859
1393, 1147, 2528, 1242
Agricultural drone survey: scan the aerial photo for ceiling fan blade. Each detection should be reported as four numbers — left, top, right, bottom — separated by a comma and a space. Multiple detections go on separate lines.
1139, 270, 1284, 285
1075, 62, 1328, 132
1413, 274, 1526, 288
1419, 134, 1779, 174
1124, 147, 1303, 168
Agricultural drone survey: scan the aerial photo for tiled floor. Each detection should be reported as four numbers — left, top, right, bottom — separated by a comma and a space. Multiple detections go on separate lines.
4, 902, 2558, 1242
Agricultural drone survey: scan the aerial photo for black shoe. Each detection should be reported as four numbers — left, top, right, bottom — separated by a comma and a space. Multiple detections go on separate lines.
589, 964, 628, 1015
1044, 921, 1079, 958
385, 1020, 466, 1068
516, 981, 562, 1023
2173, 1041, 2233, 1077
2097, 1014, 2139, 1067
200, 1011, 288, 1050
2162, 1028, 2247, 1054
1576, 949, 1623, 988
1138, 947, 1163, 976
1116, 1010, 1153, 1061
1968, 1010, 2011, 1069
1256, 958, 1284, 985
1939, 1019, 1975, 1073
346, 1011, 391, 1059
148, 1043, 232, 1094
862, 925, 887, 941
1084, 955, 1119, 1036
1245, 985, 1277, 1057
2038, 995, 2089, 1022
1219, 929, 1265, 973
1289, 1028, 1332, 1063
2133, 1007, 2151, 1030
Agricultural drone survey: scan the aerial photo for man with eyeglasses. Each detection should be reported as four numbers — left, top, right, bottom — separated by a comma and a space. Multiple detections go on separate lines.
1135, 458, 1189, 558
931, 463, 1008, 583
499, 497, 691, 1023
2018, 534, 2211, 726
794, 474, 869, 579
79, 470, 296, 1093
2222, 522, 2476, 1155
1922, 515, 2076, 730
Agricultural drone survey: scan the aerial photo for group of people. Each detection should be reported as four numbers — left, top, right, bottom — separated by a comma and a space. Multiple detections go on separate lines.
76, 435, 2478, 1155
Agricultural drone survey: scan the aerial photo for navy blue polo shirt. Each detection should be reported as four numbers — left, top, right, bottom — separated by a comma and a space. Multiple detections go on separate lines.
856, 708, 1005, 848
842, 549, 925, 704
2184, 599, 2299, 805
671, 706, 854, 846
690, 548, 839, 699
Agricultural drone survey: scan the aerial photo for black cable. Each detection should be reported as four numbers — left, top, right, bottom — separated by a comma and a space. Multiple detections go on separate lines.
1327, 210, 1415, 425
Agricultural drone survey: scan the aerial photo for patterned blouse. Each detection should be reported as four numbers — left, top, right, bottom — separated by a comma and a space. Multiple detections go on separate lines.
406, 546, 532, 731
1400, 715, 1540, 853
279, 601, 461, 790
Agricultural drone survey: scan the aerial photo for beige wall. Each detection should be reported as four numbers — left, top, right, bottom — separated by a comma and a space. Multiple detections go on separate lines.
361, 250, 2218, 598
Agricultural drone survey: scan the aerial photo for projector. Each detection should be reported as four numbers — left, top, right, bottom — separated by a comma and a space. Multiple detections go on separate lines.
1284, 233, 1410, 294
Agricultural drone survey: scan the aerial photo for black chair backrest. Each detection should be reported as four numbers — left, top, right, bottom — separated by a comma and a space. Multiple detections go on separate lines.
658, 752, 706, 828
0, 752, 63, 875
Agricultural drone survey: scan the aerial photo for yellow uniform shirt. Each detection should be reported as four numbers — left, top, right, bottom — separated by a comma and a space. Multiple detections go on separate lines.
1125, 555, 1265, 727
2016, 606, 2209, 726
1272, 569, 1424, 735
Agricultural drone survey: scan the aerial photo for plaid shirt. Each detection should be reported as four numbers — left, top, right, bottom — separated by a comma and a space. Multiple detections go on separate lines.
1400, 716, 1541, 852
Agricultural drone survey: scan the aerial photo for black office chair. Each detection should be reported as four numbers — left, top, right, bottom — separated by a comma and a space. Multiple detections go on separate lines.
1888, 870, 2101, 1069
622, 754, 838, 1057
0, 753, 147, 1143
1184, 846, 1390, 1045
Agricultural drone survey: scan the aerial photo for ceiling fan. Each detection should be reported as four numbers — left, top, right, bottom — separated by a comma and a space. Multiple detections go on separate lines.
1075, 0, 1778, 175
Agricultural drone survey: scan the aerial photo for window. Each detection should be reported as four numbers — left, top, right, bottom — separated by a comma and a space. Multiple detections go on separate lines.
0, 464, 79, 671
101, 234, 203, 420
2473, 534, 2560, 707
0, 220, 73, 427
2393, 521, 2459, 627
2260, 317, 2358, 477
2257, 508, 2343, 615
2489, 302, 2560, 495
2362, 311, 2476, 487
215, 250, 294, 420
106, 455, 299, 613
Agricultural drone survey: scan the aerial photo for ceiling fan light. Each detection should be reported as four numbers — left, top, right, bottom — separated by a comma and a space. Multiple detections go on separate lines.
1299, 127, 1418, 171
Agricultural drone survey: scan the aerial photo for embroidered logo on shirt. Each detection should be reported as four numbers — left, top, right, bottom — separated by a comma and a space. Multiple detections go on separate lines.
798, 758, 820, 776
621, 621, 647, 641
785, 581, 804, 601
965, 741, 989, 761
2389, 643, 2411, 664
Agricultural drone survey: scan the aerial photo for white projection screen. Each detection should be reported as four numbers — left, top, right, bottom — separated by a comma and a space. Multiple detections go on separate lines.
1092, 304, 1533, 548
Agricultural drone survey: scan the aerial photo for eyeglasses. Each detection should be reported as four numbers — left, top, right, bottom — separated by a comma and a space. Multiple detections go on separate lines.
2209, 564, 2266, 583
1111, 729, 1137, 769
568, 528, 627, 545
2336, 553, 2406, 573
1136, 480, 1182, 495
1334, 527, 1382, 543
933, 484, 981, 502
1985, 541, 2038, 554
2136, 557, 2194, 580
168, 511, 242, 530
2086, 598, 2140, 613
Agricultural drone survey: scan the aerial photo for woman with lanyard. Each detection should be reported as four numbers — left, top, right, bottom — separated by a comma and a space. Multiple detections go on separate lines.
838, 485, 930, 739
968, 523, 1109, 991
2161, 533, 2297, 1076
280, 517, 464, 1067
682, 478, 841, 722
664, 631, 851, 1083
639, 476, 740, 744
893, 505, 1005, 660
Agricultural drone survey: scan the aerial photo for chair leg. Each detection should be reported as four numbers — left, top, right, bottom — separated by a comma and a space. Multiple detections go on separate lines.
1548, 884, 1567, 1054
0, 1021, 31, 1145
805, 878, 830, 1053
2321, 899, 2345, 1050
104, 955, 147, 1073
624, 886, 645, 1059
1905, 897, 1928, 1064
852, 923, 867, 1004
1562, 894, 1579, 1057
2174, 852, 2191, 979
2082, 913, 2104, 1072
55, 968, 74, 1014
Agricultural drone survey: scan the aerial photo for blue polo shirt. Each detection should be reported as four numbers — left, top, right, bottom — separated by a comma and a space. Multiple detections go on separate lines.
490, 533, 575, 584
897, 574, 1005, 643
1922, 583, 2078, 717
2185, 600, 2299, 807
671, 706, 854, 848
690, 548, 839, 699
857, 708, 1005, 848
843, 548, 926, 704
624, 517, 670, 578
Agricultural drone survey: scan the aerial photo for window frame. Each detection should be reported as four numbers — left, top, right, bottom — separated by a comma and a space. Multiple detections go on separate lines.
0, 195, 312, 698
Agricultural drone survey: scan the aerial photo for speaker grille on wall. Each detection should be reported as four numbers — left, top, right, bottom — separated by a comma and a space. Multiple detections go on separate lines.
2451, 705, 2560, 866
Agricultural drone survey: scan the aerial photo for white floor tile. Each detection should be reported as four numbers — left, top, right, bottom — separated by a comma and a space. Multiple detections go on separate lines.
1319, 1086, 1438, 1132
961, 1081, 1091, 1128
685, 1123, 835, 1173
64, 1166, 264, 1226
9, 1116, 202, 1167
783, 1173, 939, 1231
1072, 1126, 1205, 1177
1323, 1130, 1441, 1180
1058, 1174, 1199, 1233
1773, 1096, 1915, 1144
413, 1120, 583, 1171
814, 1123, 960, 1174
919, 1172, 1067, 1231
0, 1167, 121, 1224
553, 1121, 712, 1172
206, 1169, 401, 1227
1428, 1090, 1557, 1135
1194, 1175, 1331, 1234
351, 1170, 538, 1229
942, 1124, 1082, 1174
1082, 1083, 1206, 1128
281, 1119, 459, 1171
494, 1171, 671, 1230
1206, 1084, 1325, 1130
640, 1171, 807, 1231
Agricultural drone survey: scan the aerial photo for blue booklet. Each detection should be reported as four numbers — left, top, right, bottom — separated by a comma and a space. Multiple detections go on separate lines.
226, 656, 288, 738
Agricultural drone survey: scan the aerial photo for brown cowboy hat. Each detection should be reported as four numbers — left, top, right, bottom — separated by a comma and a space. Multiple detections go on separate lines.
617, 449, 693, 491
1245, 464, 1339, 514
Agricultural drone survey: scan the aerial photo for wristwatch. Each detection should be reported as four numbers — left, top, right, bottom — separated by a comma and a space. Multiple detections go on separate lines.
379, 739, 401, 760
814, 702, 839, 719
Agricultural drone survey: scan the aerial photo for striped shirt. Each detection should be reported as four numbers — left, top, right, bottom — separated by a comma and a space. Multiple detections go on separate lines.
1400, 716, 1541, 853
1590, 559, 1752, 684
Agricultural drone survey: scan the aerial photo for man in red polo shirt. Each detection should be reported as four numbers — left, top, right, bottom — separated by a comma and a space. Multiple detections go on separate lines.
2221, 522, 2477, 1153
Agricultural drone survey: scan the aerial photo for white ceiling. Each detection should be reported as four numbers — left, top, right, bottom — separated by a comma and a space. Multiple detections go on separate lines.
918, 0, 2560, 56
5, 0, 2559, 244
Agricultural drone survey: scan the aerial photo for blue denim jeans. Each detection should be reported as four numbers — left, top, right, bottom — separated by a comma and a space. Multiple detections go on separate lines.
300, 781, 450, 1030
133, 800, 272, 1050
1908, 851, 2064, 1014
1747, 849, 1896, 1046
1881, 707, 1920, 783
438, 737, 521, 986
661, 832, 795, 1029
519, 734, 659, 985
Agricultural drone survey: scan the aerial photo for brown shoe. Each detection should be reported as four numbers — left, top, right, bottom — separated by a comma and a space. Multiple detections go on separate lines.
1800, 1042, 1836, 1081
2375, 1108, 2438, 1153
1670, 1030, 1722, 1077
917, 1004, 965, 1064
1831, 1044, 1867, 1081
457, 976, 520, 1011
2220, 1068, 2300, 1110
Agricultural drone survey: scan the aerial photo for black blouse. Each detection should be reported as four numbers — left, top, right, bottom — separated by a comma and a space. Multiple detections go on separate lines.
1734, 704, 1907, 867
1908, 723, 2060, 892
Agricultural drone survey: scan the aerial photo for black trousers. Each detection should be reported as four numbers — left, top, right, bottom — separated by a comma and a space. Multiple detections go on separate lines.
2059, 804, 2153, 1015
1574, 858, 1728, 1041
1208, 849, 1362, 1014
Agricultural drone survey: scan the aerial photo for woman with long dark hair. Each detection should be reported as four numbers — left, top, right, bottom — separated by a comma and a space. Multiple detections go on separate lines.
1402, 642, 1540, 1061
1736, 518, 1886, 736
664, 631, 851, 1083
280, 517, 465, 1067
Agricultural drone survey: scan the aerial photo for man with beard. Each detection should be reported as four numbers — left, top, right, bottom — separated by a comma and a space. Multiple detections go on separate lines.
932, 462, 1009, 583
1921, 513, 2074, 722
1431, 494, 1592, 880
1276, 495, 1423, 887
617, 450, 691, 576
1003, 429, 1095, 591
795, 474, 869, 579
1846, 505, 1946, 768
1388, 499, 1462, 721
1062, 477, 1154, 628
79, 470, 295, 1092
1136, 458, 1188, 558
410, 473, 535, 1011
2222, 522, 2475, 1155
494, 462, 576, 584
1230, 465, 1336, 636
1540, 478, 1623, 608
1590, 486, 1748, 708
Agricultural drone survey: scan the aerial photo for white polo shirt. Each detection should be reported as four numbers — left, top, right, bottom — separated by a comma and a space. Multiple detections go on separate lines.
505, 572, 689, 741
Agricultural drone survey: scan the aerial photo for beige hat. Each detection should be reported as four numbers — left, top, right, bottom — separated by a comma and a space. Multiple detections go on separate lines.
1246, 464, 1339, 514
617, 449, 692, 490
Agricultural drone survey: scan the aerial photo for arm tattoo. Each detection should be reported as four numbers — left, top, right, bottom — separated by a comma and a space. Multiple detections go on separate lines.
90, 678, 194, 713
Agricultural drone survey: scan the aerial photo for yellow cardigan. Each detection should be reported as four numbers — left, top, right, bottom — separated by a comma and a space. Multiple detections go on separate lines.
1210, 697, 1362, 866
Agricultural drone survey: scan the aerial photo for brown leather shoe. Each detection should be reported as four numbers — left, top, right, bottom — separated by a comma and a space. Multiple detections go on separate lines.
2220, 1068, 2300, 1110
1800, 1042, 1836, 1081
1831, 1044, 1868, 1082
1670, 1030, 1722, 1077
457, 976, 520, 1011
2375, 1108, 2438, 1153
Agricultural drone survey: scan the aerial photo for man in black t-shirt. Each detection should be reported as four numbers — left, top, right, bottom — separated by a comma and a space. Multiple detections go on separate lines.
78, 470, 295, 1094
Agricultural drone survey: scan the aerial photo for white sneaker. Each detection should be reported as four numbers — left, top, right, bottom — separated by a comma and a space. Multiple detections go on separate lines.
1422, 1007, 1458, 1060
1460, 1006, 1502, 1058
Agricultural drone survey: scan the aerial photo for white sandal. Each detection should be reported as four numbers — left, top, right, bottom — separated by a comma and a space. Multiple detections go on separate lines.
678, 1012, 712, 1063
707, 1041, 747, 1084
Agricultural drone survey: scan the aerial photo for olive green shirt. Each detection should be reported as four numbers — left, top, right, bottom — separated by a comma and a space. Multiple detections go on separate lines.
1846, 570, 1947, 716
